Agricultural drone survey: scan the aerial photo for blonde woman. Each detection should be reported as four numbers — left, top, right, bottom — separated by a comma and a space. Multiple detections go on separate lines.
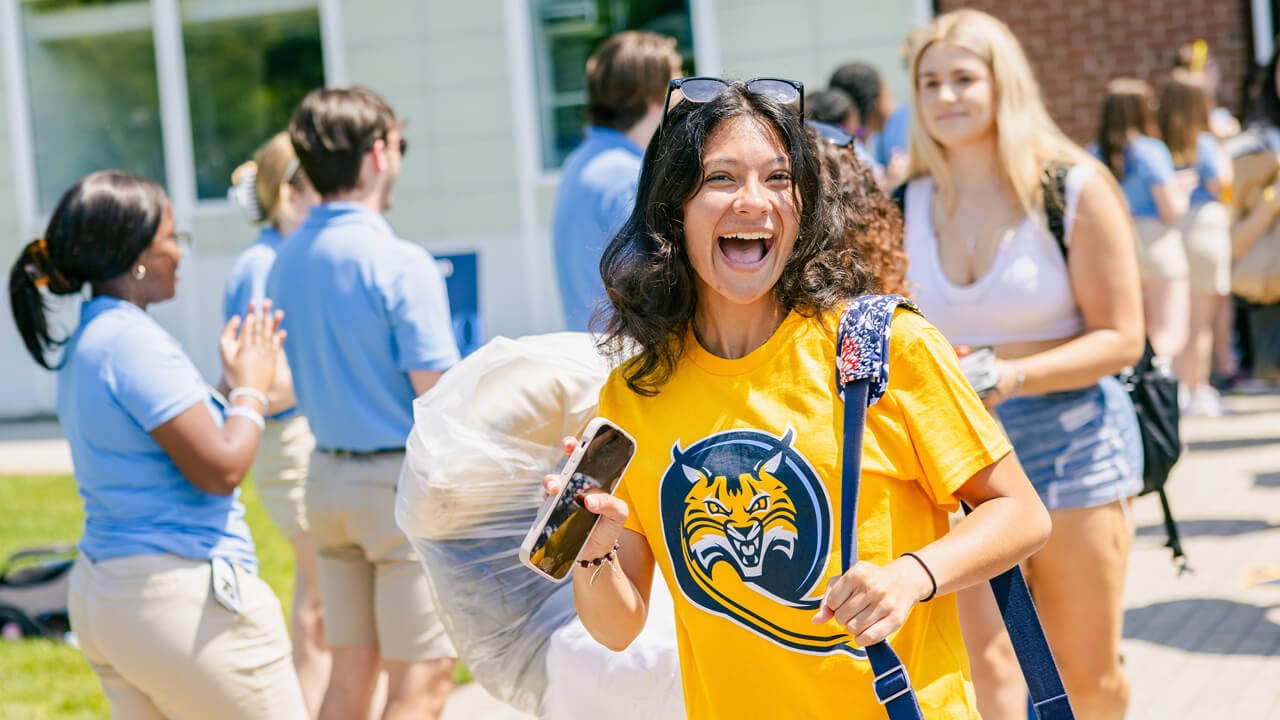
899, 10, 1145, 719
1159, 68, 1234, 415
224, 132, 328, 715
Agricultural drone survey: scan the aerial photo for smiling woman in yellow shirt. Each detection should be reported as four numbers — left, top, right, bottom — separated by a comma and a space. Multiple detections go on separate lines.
544, 76, 1051, 719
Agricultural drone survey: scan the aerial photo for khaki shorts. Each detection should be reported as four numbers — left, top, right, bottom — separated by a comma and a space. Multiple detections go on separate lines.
67, 554, 306, 720
1133, 216, 1188, 281
254, 414, 315, 538
306, 450, 457, 661
1180, 201, 1232, 295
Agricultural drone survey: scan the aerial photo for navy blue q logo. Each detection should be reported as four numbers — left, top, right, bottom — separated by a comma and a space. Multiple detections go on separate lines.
660, 428, 861, 656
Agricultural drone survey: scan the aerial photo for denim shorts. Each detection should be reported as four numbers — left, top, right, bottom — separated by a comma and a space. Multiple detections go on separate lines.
994, 376, 1144, 510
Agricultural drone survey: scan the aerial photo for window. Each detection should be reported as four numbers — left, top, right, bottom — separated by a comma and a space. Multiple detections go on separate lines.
530, 0, 694, 170
18, 0, 324, 212
181, 1, 323, 199
21, 0, 165, 213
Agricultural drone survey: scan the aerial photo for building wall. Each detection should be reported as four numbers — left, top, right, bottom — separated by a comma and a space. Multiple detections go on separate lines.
937, 0, 1254, 143
0, 0, 924, 418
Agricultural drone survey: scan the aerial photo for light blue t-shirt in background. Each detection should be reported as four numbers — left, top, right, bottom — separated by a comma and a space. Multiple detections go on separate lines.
552, 127, 642, 331
1188, 131, 1226, 206
1090, 135, 1176, 218
267, 202, 460, 452
57, 296, 257, 571
223, 225, 283, 323
874, 104, 911, 168
223, 225, 297, 421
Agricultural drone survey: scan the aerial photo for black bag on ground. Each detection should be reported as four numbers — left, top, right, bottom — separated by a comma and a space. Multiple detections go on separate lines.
0, 544, 76, 641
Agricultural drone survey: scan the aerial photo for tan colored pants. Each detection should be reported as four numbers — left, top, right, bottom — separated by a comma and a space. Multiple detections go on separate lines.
306, 450, 457, 661
254, 414, 316, 538
68, 554, 306, 720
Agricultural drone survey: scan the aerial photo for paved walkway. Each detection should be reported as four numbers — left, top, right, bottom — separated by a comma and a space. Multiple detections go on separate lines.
4, 394, 1279, 719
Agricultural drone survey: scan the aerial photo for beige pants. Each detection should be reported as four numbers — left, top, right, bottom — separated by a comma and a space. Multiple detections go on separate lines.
254, 415, 316, 538
68, 554, 306, 720
306, 450, 457, 661
1133, 216, 1188, 281
1181, 201, 1232, 295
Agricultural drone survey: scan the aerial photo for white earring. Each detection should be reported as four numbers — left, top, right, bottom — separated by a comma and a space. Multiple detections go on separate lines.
133, 265, 146, 280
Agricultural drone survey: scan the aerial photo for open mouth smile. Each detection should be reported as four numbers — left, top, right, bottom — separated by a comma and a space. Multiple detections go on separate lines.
717, 231, 775, 269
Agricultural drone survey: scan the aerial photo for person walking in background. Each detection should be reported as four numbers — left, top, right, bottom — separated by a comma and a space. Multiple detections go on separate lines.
1094, 77, 1198, 361
878, 25, 933, 189
224, 131, 330, 714
549, 76, 1050, 719
805, 91, 883, 182
900, 10, 1145, 719
552, 30, 683, 331
1159, 69, 1234, 416
8, 171, 306, 719
268, 86, 460, 720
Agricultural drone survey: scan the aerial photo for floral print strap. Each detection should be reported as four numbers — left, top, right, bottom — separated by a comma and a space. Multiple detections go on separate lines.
835, 294, 920, 406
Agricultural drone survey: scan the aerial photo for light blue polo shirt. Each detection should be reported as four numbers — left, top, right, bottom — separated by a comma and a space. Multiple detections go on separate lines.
552, 127, 642, 331
57, 296, 257, 571
266, 202, 459, 451
223, 226, 296, 421
1090, 135, 1176, 218
1188, 131, 1226, 206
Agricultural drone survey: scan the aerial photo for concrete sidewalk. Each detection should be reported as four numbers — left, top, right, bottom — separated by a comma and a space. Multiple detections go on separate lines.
5, 395, 1279, 719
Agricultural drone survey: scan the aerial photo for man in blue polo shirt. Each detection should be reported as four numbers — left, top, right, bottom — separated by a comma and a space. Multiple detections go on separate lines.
268, 86, 459, 720
552, 30, 682, 331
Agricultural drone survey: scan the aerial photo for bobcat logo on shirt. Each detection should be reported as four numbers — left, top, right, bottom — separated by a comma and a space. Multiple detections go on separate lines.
660, 428, 861, 656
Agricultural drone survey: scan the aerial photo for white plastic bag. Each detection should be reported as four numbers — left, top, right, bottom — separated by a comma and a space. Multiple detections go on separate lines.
396, 333, 683, 719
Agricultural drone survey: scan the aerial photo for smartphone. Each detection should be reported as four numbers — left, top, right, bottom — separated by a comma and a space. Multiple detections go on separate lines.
957, 346, 1000, 398
519, 418, 637, 582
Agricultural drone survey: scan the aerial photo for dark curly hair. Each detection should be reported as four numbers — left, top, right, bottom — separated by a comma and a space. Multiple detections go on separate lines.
596, 81, 874, 396
809, 130, 911, 297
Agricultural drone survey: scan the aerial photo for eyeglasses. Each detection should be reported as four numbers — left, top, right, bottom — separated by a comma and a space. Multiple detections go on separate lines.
806, 120, 855, 149
363, 134, 409, 159
174, 231, 192, 256
659, 76, 805, 139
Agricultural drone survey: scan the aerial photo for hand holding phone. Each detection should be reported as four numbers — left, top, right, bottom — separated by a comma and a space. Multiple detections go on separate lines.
956, 346, 1001, 398
520, 418, 637, 582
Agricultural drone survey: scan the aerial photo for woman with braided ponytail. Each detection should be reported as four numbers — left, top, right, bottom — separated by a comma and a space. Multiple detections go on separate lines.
8, 170, 307, 719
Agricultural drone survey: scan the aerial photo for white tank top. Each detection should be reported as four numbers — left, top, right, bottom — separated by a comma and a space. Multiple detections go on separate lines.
903, 165, 1093, 347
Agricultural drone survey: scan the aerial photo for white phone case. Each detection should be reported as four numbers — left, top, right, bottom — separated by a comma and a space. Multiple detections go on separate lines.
518, 417, 635, 582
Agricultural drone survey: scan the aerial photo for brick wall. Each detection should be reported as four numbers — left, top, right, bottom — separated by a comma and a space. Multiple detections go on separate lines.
936, 1, 1254, 143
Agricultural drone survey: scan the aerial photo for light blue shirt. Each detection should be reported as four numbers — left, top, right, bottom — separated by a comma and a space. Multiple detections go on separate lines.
1090, 135, 1175, 218
223, 226, 297, 421
874, 105, 911, 168
267, 202, 460, 451
57, 296, 256, 570
1188, 131, 1226, 206
552, 127, 642, 331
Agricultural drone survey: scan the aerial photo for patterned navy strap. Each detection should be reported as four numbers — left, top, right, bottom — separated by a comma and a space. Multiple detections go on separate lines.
836, 295, 1074, 720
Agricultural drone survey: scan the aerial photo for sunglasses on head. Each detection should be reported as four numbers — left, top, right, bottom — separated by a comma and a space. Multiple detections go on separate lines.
659, 76, 805, 139
806, 120, 855, 149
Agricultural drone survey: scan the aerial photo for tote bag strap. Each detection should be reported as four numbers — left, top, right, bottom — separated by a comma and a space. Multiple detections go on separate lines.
836, 295, 1074, 720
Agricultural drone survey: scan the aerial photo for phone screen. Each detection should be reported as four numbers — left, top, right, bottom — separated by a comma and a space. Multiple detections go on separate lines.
527, 425, 636, 580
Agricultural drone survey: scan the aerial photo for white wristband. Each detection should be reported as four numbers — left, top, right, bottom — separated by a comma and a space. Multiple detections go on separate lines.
225, 405, 265, 431
229, 387, 269, 412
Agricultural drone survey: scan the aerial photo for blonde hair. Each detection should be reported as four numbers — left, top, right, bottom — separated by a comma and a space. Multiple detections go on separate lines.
907, 9, 1094, 215
1158, 68, 1212, 167
229, 131, 299, 228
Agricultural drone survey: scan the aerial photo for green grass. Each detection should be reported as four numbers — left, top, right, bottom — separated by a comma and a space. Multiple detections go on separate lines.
0, 474, 471, 719
0, 475, 292, 719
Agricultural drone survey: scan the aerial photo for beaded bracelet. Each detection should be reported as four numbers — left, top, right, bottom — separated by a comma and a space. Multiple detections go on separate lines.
577, 541, 621, 584
900, 551, 937, 602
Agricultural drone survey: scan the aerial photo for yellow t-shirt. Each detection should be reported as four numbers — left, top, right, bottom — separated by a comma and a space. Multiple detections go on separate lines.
601, 308, 1012, 720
